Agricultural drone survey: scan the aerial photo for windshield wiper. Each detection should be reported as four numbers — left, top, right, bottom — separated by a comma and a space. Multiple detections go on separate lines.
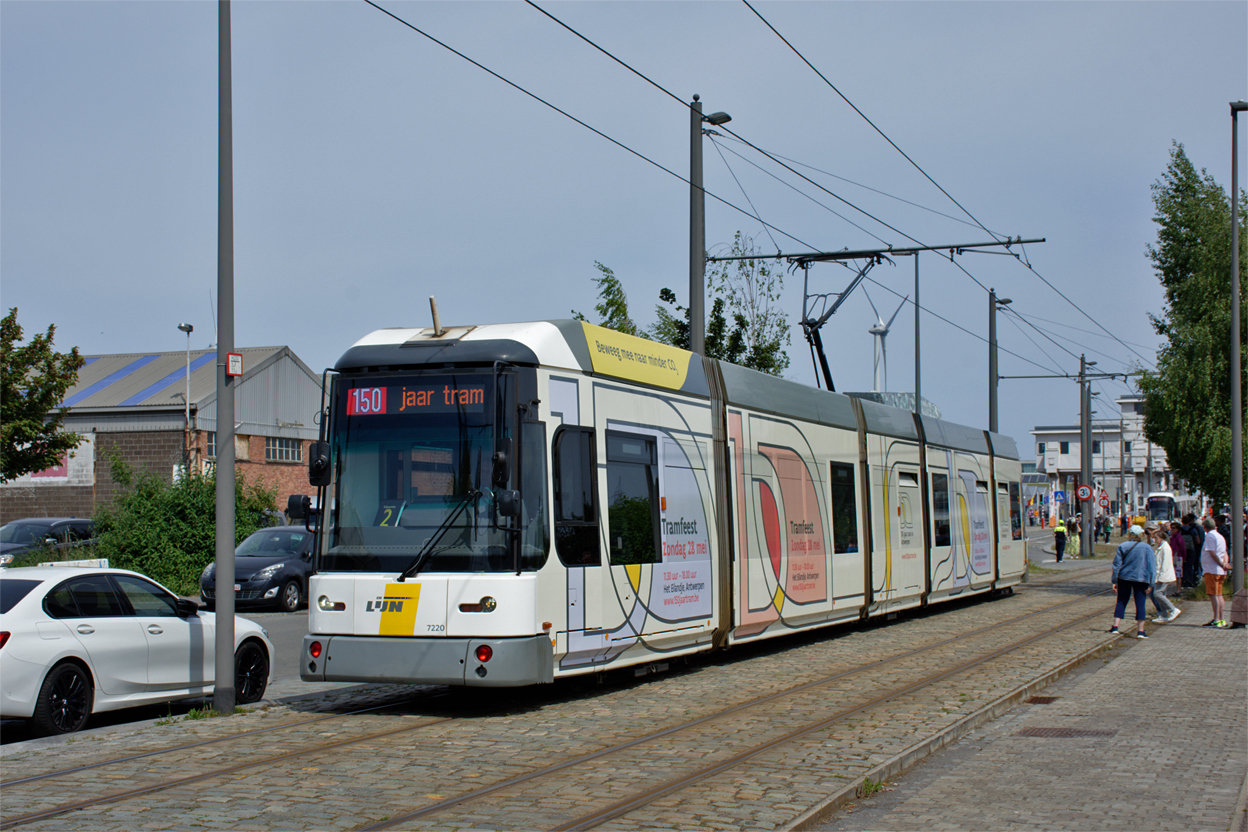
397, 490, 482, 581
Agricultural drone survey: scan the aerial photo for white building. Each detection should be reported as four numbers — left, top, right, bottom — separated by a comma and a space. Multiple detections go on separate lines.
1030, 395, 1191, 519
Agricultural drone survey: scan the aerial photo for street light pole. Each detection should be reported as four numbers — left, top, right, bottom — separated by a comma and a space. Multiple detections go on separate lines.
1230, 100, 1246, 601
177, 323, 193, 471
988, 289, 1011, 433
689, 95, 729, 356
1080, 355, 1097, 558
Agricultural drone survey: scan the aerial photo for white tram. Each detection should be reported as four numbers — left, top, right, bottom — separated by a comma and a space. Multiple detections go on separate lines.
297, 321, 1026, 687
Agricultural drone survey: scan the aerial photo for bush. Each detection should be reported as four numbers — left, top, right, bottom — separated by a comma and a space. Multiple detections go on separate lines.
92, 456, 277, 595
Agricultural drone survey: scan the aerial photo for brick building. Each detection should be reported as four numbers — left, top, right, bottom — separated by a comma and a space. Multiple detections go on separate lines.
0, 346, 322, 521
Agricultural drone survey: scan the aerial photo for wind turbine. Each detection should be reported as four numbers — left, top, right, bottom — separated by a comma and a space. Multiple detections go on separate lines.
863, 288, 908, 393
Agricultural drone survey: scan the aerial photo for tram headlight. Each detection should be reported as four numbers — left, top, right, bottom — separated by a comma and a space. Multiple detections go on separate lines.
318, 595, 346, 611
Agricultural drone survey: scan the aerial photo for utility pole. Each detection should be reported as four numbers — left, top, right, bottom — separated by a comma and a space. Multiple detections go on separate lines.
688, 95, 730, 356
1230, 100, 1245, 603
214, 0, 237, 716
988, 288, 1010, 433
1080, 355, 1095, 557
914, 254, 920, 414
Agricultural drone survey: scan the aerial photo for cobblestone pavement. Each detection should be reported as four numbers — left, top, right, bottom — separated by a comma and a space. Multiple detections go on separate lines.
3, 565, 1241, 832
804, 605, 1248, 832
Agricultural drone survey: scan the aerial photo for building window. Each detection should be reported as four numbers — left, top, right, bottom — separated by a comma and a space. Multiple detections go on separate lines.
1059, 441, 1069, 454
1092, 440, 1101, 454
1124, 441, 1131, 454
1037, 442, 1046, 455
265, 437, 303, 463
206, 431, 216, 459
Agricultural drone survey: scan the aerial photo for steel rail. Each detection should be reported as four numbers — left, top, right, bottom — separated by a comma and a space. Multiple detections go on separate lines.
1, 583, 1108, 830
1, 698, 412, 787
552, 602, 1112, 831
357, 588, 1110, 831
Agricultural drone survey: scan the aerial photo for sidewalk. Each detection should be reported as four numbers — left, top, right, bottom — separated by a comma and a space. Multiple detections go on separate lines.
806, 602, 1248, 832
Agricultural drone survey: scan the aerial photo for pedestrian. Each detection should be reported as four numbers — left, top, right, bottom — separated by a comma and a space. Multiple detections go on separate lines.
1110, 524, 1157, 637
1146, 521, 1180, 622
1181, 513, 1204, 588
1069, 517, 1081, 559
1053, 518, 1067, 562
1168, 518, 1187, 584
1200, 516, 1232, 628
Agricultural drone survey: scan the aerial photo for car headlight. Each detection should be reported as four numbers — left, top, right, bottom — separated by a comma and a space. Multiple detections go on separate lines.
202, 562, 216, 580
252, 563, 284, 581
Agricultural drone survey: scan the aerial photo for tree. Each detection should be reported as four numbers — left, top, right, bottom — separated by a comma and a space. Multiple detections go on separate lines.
0, 308, 85, 482
90, 455, 277, 595
705, 232, 790, 376
581, 232, 791, 377
1136, 143, 1247, 506
572, 262, 644, 337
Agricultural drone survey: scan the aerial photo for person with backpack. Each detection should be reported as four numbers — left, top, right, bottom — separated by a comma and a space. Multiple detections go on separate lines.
1109, 524, 1157, 638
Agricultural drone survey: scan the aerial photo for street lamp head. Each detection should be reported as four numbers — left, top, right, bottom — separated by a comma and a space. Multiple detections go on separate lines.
178, 323, 193, 334
1232, 101, 1248, 113
703, 111, 731, 126
997, 297, 1012, 306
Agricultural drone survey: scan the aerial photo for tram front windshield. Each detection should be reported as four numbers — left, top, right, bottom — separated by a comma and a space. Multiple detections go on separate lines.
1146, 496, 1175, 521
321, 372, 547, 573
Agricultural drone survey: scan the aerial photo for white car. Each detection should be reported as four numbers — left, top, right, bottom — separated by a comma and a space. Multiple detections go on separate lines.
0, 566, 274, 735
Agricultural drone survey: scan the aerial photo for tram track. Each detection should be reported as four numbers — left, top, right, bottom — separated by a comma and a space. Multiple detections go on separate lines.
0, 582, 1114, 831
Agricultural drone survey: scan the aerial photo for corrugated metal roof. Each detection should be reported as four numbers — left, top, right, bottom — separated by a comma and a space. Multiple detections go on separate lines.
62, 347, 288, 410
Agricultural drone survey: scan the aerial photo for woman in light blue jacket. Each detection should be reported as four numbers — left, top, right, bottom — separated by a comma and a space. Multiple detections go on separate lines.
1109, 524, 1157, 638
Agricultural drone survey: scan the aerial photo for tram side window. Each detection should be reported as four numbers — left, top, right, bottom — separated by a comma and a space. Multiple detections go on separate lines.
828, 462, 859, 553
553, 427, 600, 566
605, 431, 660, 566
1009, 482, 1022, 540
931, 473, 951, 547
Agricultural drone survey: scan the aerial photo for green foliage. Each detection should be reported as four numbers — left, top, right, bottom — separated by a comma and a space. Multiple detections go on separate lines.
0, 308, 85, 482
1136, 143, 1248, 505
583, 232, 790, 376
607, 493, 657, 565
92, 455, 277, 596
705, 232, 791, 376
572, 262, 645, 337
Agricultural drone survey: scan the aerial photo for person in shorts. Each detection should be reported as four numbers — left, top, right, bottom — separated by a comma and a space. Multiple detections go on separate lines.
1200, 516, 1231, 627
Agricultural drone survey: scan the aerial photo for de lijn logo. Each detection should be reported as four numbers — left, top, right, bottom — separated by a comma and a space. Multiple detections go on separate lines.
367, 596, 407, 613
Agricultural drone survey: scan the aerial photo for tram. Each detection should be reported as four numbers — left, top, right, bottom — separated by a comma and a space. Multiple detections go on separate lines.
1145, 491, 1195, 521
295, 320, 1025, 687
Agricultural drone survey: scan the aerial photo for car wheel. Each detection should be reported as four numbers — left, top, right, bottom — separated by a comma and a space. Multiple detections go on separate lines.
32, 662, 93, 736
235, 641, 269, 704
278, 579, 301, 613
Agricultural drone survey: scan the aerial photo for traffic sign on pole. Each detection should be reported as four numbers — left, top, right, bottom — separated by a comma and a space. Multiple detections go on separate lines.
1077, 485, 1093, 501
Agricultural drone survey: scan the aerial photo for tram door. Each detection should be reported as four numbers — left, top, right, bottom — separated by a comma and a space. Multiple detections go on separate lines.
871, 458, 925, 604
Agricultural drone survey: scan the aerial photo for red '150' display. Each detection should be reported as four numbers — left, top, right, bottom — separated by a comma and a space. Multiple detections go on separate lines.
346, 384, 487, 415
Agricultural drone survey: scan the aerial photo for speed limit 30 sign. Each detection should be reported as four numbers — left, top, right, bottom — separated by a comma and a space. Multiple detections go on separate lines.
1076, 485, 1093, 501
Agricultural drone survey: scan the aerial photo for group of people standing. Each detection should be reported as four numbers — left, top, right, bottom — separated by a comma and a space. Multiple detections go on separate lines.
1109, 513, 1238, 636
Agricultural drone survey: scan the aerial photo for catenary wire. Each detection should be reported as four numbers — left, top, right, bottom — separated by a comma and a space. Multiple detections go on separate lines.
742, 0, 1156, 372
361, 0, 819, 253
708, 135, 781, 252
740, 0, 1003, 243
707, 134, 891, 246
378, 0, 1148, 384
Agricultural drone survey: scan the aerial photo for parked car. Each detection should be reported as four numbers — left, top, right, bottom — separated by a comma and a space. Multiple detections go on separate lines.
200, 526, 314, 613
0, 518, 95, 566
0, 566, 273, 735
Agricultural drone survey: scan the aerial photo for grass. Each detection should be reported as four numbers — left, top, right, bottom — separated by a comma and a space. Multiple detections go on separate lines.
860, 778, 885, 797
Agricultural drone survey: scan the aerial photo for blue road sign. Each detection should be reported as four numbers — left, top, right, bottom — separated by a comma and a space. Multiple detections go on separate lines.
1054, 490, 1066, 503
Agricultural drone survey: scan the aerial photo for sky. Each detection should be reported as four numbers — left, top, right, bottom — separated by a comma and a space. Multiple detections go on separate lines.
2, 0, 1245, 451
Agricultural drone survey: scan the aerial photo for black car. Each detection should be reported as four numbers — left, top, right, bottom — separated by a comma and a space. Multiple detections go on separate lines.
0, 518, 95, 566
200, 526, 314, 612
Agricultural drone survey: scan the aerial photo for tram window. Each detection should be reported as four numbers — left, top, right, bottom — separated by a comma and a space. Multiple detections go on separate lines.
1009, 482, 1022, 540
931, 472, 950, 547
605, 431, 660, 566
553, 427, 600, 566
828, 462, 859, 553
